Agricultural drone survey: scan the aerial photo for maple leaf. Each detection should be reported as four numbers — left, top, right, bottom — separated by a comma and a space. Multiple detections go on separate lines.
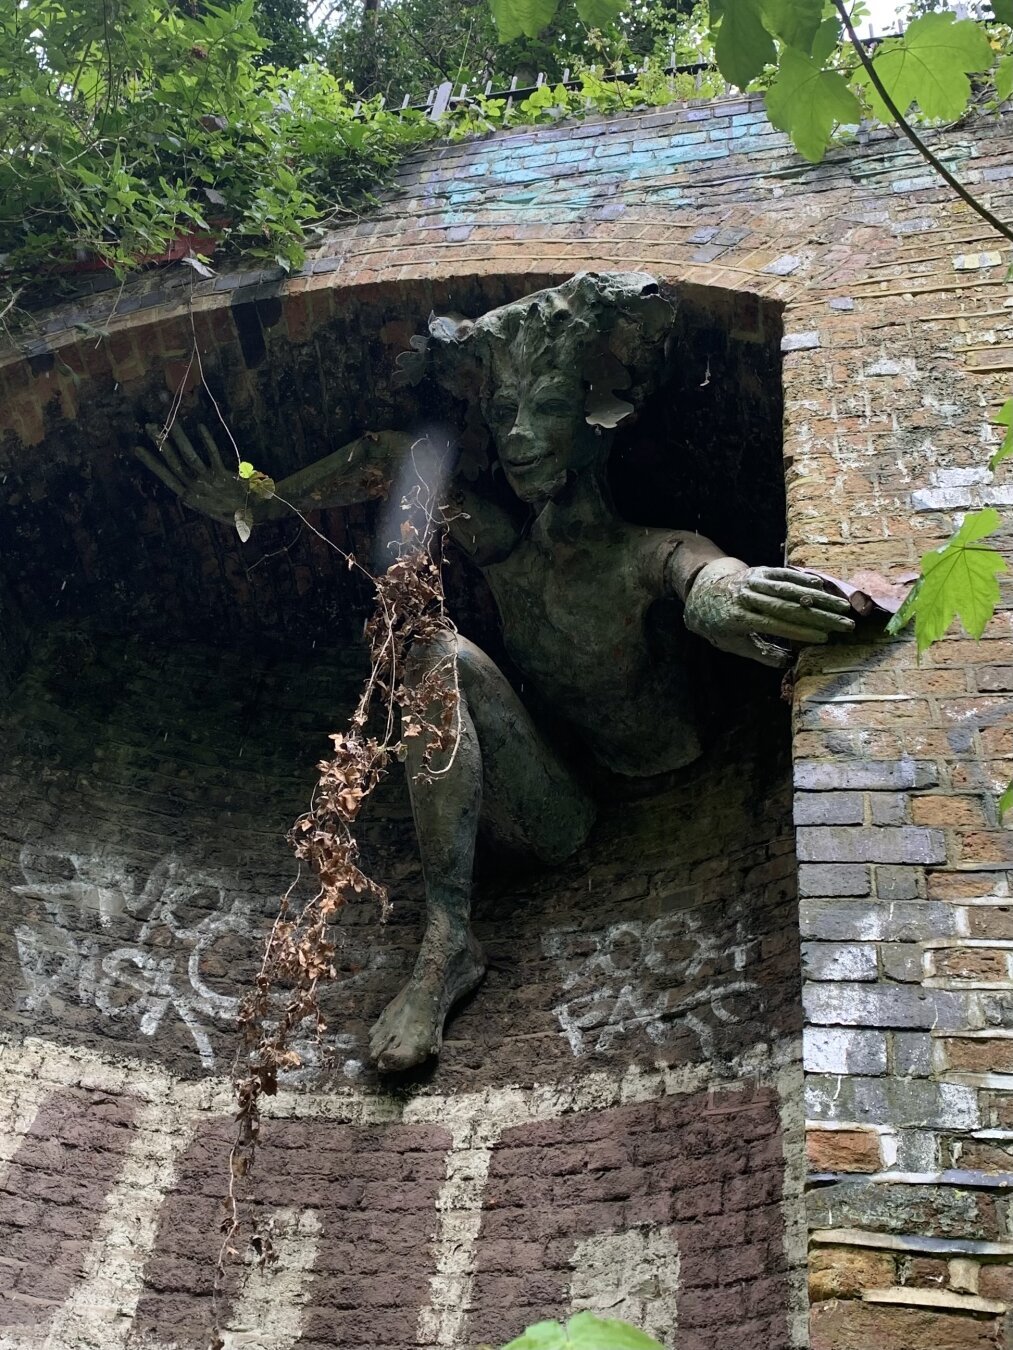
766, 47, 861, 162
862, 11, 994, 123
887, 508, 1007, 654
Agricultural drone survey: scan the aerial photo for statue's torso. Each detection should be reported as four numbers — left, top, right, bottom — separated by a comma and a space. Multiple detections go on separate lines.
482, 519, 703, 777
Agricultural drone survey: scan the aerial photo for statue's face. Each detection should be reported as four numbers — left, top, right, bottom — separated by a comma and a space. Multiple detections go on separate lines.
483, 367, 595, 503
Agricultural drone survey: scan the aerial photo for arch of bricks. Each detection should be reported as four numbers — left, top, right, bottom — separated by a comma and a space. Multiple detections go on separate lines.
1, 92, 1012, 1350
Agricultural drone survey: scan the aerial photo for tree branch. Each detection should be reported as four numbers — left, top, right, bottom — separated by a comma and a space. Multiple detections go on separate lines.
834, 0, 1013, 246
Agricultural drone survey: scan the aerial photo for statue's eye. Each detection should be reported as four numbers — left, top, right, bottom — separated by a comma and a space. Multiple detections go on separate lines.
535, 399, 570, 417
491, 401, 518, 422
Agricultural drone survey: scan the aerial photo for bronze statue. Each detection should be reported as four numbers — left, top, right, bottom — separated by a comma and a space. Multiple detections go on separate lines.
137, 273, 853, 1072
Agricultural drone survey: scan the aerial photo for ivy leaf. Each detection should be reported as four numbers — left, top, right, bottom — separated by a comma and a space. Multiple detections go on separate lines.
713, 0, 776, 89
1000, 779, 1013, 819
234, 507, 253, 543
238, 460, 256, 479
766, 46, 862, 162
887, 508, 1007, 653
501, 1314, 663, 1350
863, 12, 994, 123
487, 0, 559, 41
991, 399, 1013, 471
574, 0, 624, 29
996, 54, 1013, 102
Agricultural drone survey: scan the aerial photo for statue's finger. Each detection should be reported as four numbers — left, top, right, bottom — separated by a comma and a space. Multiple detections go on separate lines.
145, 423, 186, 479
134, 444, 185, 495
197, 423, 228, 474
169, 422, 209, 478
756, 567, 826, 589
742, 592, 855, 633
747, 579, 853, 614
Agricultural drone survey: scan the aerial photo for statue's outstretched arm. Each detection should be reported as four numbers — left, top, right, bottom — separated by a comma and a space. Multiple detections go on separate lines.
653, 531, 856, 667
134, 422, 414, 525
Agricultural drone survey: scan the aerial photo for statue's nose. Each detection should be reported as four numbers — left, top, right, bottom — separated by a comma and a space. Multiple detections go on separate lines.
505, 419, 536, 462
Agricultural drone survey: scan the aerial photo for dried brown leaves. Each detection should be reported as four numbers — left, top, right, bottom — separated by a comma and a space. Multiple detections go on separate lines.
211, 519, 459, 1347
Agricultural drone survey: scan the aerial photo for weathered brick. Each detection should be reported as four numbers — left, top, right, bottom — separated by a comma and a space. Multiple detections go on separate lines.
811, 1301, 1000, 1350
804, 982, 973, 1031
879, 943, 922, 983
941, 1036, 1013, 1073
893, 1031, 933, 1077
807, 1127, 883, 1174
794, 791, 864, 825
800, 901, 961, 942
932, 948, 1011, 981
794, 760, 939, 792
808, 1180, 997, 1239
803, 942, 878, 981
799, 865, 871, 898
806, 1077, 980, 1131
797, 827, 946, 866
808, 1246, 894, 1300
804, 1027, 888, 1076
912, 796, 989, 828
869, 793, 910, 827
874, 866, 922, 901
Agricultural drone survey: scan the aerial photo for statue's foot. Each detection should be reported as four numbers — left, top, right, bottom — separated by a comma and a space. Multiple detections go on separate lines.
368, 931, 485, 1072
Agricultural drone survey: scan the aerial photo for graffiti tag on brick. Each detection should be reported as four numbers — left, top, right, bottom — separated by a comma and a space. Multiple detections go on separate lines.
543, 911, 758, 1058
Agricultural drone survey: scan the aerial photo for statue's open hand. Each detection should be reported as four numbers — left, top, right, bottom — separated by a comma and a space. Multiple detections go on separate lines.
732, 565, 856, 645
134, 422, 250, 524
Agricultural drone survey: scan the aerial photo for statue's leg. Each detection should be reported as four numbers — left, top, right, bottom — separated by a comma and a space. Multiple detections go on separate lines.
368, 633, 594, 1071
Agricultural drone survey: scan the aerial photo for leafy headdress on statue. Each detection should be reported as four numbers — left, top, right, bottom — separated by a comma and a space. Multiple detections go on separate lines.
394, 274, 676, 467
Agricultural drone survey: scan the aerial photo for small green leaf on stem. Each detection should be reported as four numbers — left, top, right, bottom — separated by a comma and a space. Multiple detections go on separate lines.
238, 461, 256, 479
991, 399, 1013, 471
886, 507, 1007, 653
999, 779, 1013, 819
235, 507, 253, 542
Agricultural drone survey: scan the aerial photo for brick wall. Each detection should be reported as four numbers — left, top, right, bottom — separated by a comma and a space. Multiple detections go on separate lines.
1, 91, 1013, 1348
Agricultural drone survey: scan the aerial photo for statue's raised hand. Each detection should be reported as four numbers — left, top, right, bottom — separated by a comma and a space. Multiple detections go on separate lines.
135, 423, 260, 524
685, 560, 855, 665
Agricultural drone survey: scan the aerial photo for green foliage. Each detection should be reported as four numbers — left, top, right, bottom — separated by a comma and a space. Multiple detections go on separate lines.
323, 0, 699, 103
887, 508, 1008, 654
500, 1312, 664, 1350
991, 400, 1013, 471
766, 46, 860, 163
858, 10, 994, 122
0, 0, 426, 287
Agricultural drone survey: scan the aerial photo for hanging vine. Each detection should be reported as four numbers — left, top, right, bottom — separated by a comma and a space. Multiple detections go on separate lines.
209, 460, 461, 1343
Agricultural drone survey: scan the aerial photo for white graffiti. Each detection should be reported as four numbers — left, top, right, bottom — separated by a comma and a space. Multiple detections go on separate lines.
544, 910, 759, 1059
11, 844, 254, 1068
569, 1227, 680, 1342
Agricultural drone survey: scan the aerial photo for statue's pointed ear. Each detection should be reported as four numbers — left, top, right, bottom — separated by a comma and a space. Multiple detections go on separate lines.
426, 310, 488, 404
